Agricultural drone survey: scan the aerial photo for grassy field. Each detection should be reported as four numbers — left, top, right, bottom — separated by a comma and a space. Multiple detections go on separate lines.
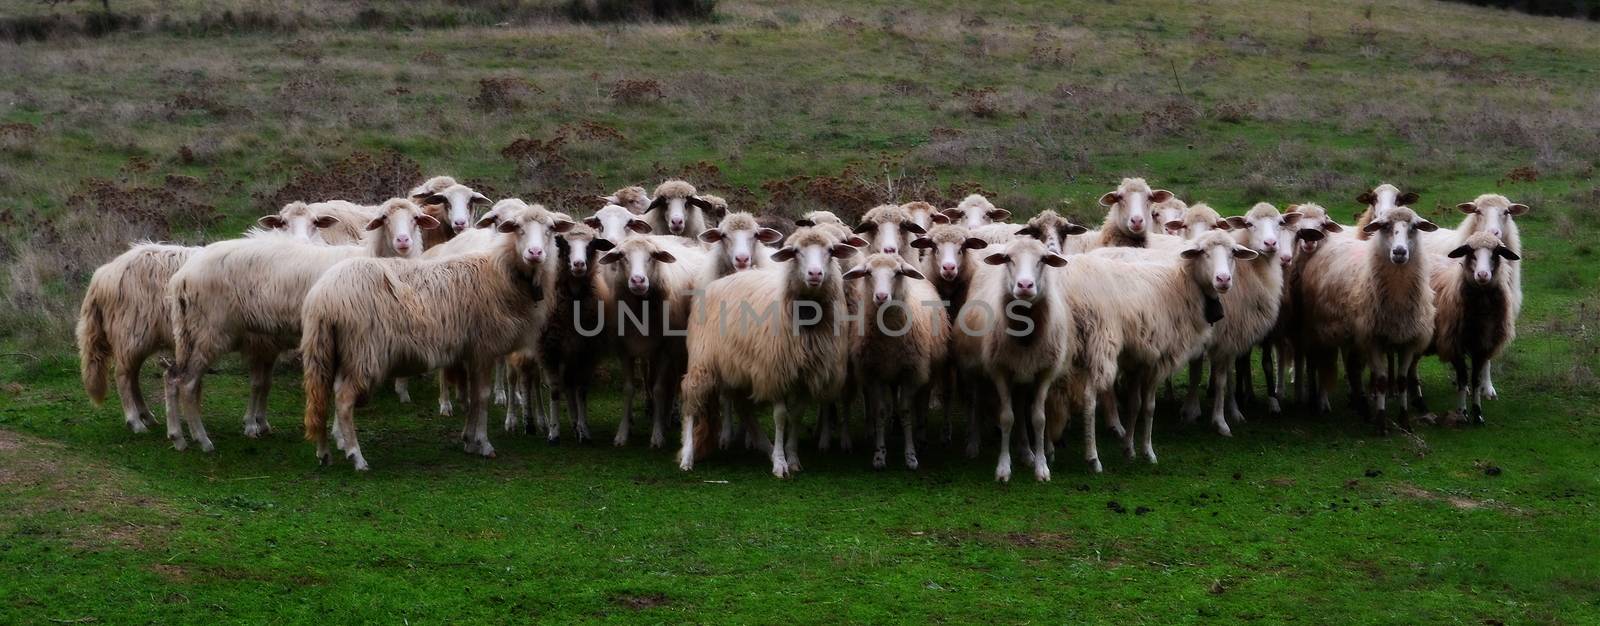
3, 0, 1600, 622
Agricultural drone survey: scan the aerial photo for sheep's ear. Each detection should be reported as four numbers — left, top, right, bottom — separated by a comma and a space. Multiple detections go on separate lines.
1447, 244, 1472, 258
1397, 191, 1420, 206
1456, 202, 1477, 214
591, 238, 616, 252
1180, 247, 1204, 259
415, 214, 442, 230
420, 194, 448, 206
365, 215, 388, 231
770, 247, 797, 262
962, 238, 989, 250
583, 216, 602, 228
258, 215, 287, 229
852, 222, 877, 234
646, 196, 669, 213
983, 252, 1009, 265
1164, 220, 1186, 232
1016, 226, 1043, 240
1361, 220, 1386, 234
1064, 223, 1089, 235
1414, 219, 1439, 232
475, 213, 500, 229
628, 219, 654, 234
1150, 189, 1174, 202
1297, 228, 1325, 242
686, 196, 715, 212
651, 250, 677, 263
1357, 191, 1377, 205
1042, 253, 1069, 268
793, 218, 815, 227
1508, 203, 1530, 216
1281, 212, 1302, 226
410, 192, 432, 201
1232, 246, 1260, 260
830, 243, 859, 259
1224, 216, 1250, 230
1098, 192, 1120, 207
312, 215, 341, 229
756, 228, 784, 244
898, 265, 927, 280
903, 222, 927, 235
598, 250, 625, 265
940, 208, 964, 218
844, 235, 870, 248
986, 208, 1011, 222
1322, 221, 1344, 233
842, 265, 870, 280
471, 192, 491, 206
1495, 246, 1520, 261
930, 212, 951, 224
552, 219, 577, 233
909, 237, 935, 250
598, 195, 618, 204
698, 229, 723, 244
496, 220, 520, 234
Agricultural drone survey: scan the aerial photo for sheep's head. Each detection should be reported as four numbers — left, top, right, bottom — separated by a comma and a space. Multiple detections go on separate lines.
772, 227, 858, 291
901, 201, 941, 230
700, 212, 782, 272
1099, 178, 1174, 236
647, 179, 714, 235
855, 204, 926, 258
416, 183, 490, 234
1181, 230, 1258, 296
258, 201, 341, 243
912, 224, 988, 281
585, 204, 653, 243
983, 238, 1067, 302
1229, 202, 1301, 267
554, 223, 613, 278
1448, 232, 1520, 286
1361, 206, 1438, 265
1457, 194, 1529, 241
409, 176, 458, 197
599, 186, 651, 214
365, 198, 441, 257
1175, 203, 1229, 239
1356, 183, 1419, 229
700, 194, 730, 222
1019, 210, 1089, 254
1286, 203, 1341, 254
493, 200, 576, 265
1154, 197, 1191, 236
599, 237, 677, 296
843, 253, 926, 305
941, 194, 1011, 229
794, 210, 843, 229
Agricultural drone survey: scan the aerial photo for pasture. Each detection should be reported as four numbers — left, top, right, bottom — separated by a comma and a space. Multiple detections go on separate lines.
2, 0, 1599, 622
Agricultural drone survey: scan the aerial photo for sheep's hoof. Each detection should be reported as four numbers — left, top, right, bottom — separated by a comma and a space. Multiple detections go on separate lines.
1471, 406, 1486, 425
649, 433, 665, 449
494, 391, 507, 406
838, 437, 852, 453
677, 456, 694, 472
317, 452, 331, 467
1143, 449, 1159, 465
198, 439, 215, 453
905, 454, 919, 471
546, 435, 560, 446
481, 447, 496, 459
771, 460, 790, 479
169, 435, 187, 451
872, 450, 887, 470
1483, 384, 1498, 401
817, 437, 831, 453
1109, 422, 1127, 439
243, 423, 262, 439
1180, 405, 1201, 424
128, 419, 150, 434
503, 417, 517, 433
612, 434, 629, 447
1229, 408, 1245, 423
995, 465, 1012, 483
1086, 458, 1103, 474
438, 403, 453, 417
1214, 421, 1233, 438
1123, 442, 1136, 461
1267, 398, 1282, 414
1035, 464, 1051, 482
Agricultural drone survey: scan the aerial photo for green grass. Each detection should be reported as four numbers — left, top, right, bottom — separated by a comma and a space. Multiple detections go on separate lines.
4, 0, 1600, 622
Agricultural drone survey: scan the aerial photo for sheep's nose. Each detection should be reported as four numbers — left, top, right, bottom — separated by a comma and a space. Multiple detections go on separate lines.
670, 218, 685, 230
734, 254, 750, 266
1016, 278, 1035, 291
1475, 270, 1491, 283
1129, 216, 1145, 231
1216, 274, 1232, 290
874, 292, 890, 304
572, 259, 587, 272
1264, 238, 1278, 251
941, 262, 957, 273
882, 246, 897, 255
1490, 228, 1502, 238
453, 219, 468, 231
526, 247, 544, 260
806, 269, 823, 282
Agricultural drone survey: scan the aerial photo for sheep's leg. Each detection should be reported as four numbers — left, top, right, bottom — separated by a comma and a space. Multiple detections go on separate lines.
335, 379, 367, 471
522, 371, 540, 436
1082, 390, 1104, 474
816, 401, 833, 452
717, 391, 736, 449
837, 394, 853, 452
502, 366, 520, 433
1117, 381, 1138, 460
1469, 355, 1488, 425
114, 352, 154, 433
437, 370, 454, 417
394, 377, 411, 404
869, 385, 887, 470
1406, 354, 1430, 418
492, 361, 508, 406
1451, 356, 1469, 422
965, 382, 982, 459
243, 352, 274, 438
785, 402, 806, 473
1481, 360, 1498, 400
1226, 362, 1245, 425
615, 357, 636, 447
1209, 358, 1234, 437
565, 387, 584, 447
467, 363, 495, 458
740, 400, 771, 454
1343, 348, 1369, 419
546, 384, 564, 444
1029, 382, 1051, 482
161, 366, 181, 443
177, 364, 214, 453
940, 365, 956, 445
1138, 376, 1159, 464
648, 368, 672, 449
1263, 344, 1281, 415
908, 385, 930, 470
992, 378, 1015, 483
1367, 350, 1391, 432
1236, 351, 1255, 406
573, 384, 593, 444
1180, 358, 1203, 424
770, 401, 791, 478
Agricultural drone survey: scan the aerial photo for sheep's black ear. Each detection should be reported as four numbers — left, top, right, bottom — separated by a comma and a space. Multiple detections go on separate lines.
1098, 192, 1120, 207
1297, 228, 1325, 242
1361, 220, 1386, 234
598, 250, 625, 265
770, 247, 798, 262
930, 212, 951, 224
1016, 226, 1043, 240
312, 215, 341, 229
1508, 203, 1530, 216
898, 265, 926, 280
1397, 191, 1419, 206
258, 215, 287, 229
1150, 189, 1174, 202
646, 196, 669, 213
365, 215, 388, 231
1322, 221, 1344, 233
793, 218, 816, 227
552, 219, 577, 233
1495, 246, 1520, 261
853, 222, 877, 234
1064, 223, 1089, 235
621, 219, 649, 234
1357, 191, 1377, 205
986, 208, 1011, 222
415, 214, 442, 230
962, 237, 989, 250
583, 216, 602, 228
756, 228, 784, 244
496, 220, 520, 234
1180, 247, 1204, 259
687, 196, 715, 212
842, 266, 870, 280
909, 237, 934, 250
903, 222, 926, 235
591, 238, 616, 252
1225, 216, 1250, 230
1042, 253, 1069, 268
1414, 219, 1438, 232
983, 252, 1009, 265
1447, 245, 1472, 258
420, 194, 448, 206
1456, 202, 1477, 214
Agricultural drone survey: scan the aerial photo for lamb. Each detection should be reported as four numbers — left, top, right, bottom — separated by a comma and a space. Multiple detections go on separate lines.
76, 202, 369, 435
940, 194, 1012, 229
855, 203, 927, 263
600, 185, 651, 214
1052, 231, 1254, 470
1422, 232, 1520, 424
952, 237, 1071, 482
1351, 183, 1419, 238
1418, 194, 1528, 400
644, 179, 717, 237
1063, 178, 1182, 253
842, 253, 950, 470
410, 176, 491, 249
300, 202, 572, 470
676, 227, 859, 477
523, 222, 616, 442
599, 234, 711, 448
163, 199, 436, 452
1296, 207, 1438, 429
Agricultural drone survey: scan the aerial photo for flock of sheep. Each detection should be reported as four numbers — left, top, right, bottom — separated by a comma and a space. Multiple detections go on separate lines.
75, 175, 1526, 480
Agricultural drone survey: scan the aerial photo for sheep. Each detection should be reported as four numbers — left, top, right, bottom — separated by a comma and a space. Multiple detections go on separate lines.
1177, 203, 1296, 436
163, 199, 436, 452
699, 212, 784, 277
676, 227, 859, 477
1052, 230, 1256, 471
901, 201, 943, 231
1279, 203, 1346, 406
409, 176, 491, 249
1296, 207, 1438, 429
524, 222, 616, 442
1351, 183, 1419, 238
301, 202, 572, 470
788, 212, 868, 451
1422, 232, 1520, 424
1020, 210, 1091, 254
855, 203, 927, 263
700, 193, 730, 223
644, 179, 717, 237
584, 203, 655, 244
1418, 194, 1528, 400
1063, 178, 1178, 252
1253, 203, 1333, 413
1170, 203, 1231, 238
76, 202, 364, 435
600, 185, 651, 215
952, 237, 1071, 482
911, 223, 993, 455
598, 234, 711, 448
1154, 197, 1191, 236
842, 253, 950, 470
259, 201, 352, 244
940, 194, 1012, 229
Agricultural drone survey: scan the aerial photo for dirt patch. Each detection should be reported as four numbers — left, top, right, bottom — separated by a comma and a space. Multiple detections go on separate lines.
0, 428, 176, 550
1392, 483, 1488, 511
611, 593, 669, 610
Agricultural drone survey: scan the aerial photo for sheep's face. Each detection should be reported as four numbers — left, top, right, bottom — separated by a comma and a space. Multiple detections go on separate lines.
1020, 217, 1089, 254
498, 211, 576, 265
1182, 233, 1258, 295
1457, 198, 1529, 241
418, 184, 490, 233
843, 253, 926, 305
259, 202, 340, 243
648, 195, 714, 235
983, 241, 1067, 302
1449, 237, 1520, 286
1362, 210, 1438, 265
772, 240, 857, 290
585, 205, 652, 244
1100, 186, 1173, 236
1290, 208, 1341, 254
942, 204, 1011, 229
1232, 210, 1301, 267
366, 202, 440, 257
854, 219, 925, 258
913, 234, 987, 281
601, 187, 651, 214
701, 225, 782, 272
1155, 200, 1189, 236
557, 234, 613, 278
599, 243, 676, 296
1180, 209, 1230, 239
1356, 184, 1419, 221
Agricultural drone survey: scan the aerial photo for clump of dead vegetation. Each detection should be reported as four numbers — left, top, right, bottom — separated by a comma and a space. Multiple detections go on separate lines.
473, 77, 542, 112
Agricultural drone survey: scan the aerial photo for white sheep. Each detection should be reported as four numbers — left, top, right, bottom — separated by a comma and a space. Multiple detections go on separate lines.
600, 185, 652, 215
409, 176, 491, 248
1352, 183, 1420, 237
163, 199, 436, 452
300, 202, 572, 470
1019, 210, 1091, 254
1063, 178, 1178, 252
940, 194, 1012, 229
842, 253, 950, 470
644, 179, 716, 237
855, 203, 927, 264
1154, 197, 1191, 236
699, 212, 784, 277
